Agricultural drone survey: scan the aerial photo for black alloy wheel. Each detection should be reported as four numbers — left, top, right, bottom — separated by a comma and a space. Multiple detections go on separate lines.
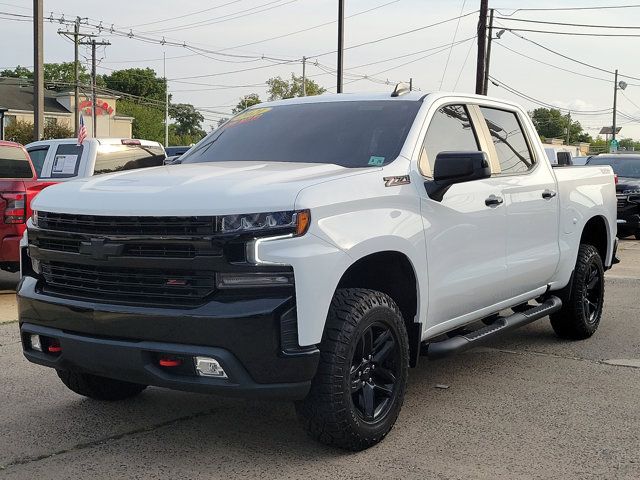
583, 262, 603, 325
349, 322, 400, 423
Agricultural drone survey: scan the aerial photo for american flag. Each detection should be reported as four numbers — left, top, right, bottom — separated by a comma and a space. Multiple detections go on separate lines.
77, 113, 87, 145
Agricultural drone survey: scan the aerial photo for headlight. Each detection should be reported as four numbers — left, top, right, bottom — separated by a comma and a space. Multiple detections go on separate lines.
219, 210, 310, 236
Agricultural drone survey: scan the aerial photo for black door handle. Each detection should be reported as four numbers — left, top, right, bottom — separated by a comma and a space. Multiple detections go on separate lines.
542, 189, 557, 200
485, 195, 504, 207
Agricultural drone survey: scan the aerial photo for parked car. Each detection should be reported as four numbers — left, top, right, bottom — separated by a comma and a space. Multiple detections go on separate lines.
0, 141, 55, 272
572, 156, 590, 166
25, 138, 166, 180
544, 147, 573, 166
165, 146, 190, 158
19, 91, 617, 451
587, 154, 640, 239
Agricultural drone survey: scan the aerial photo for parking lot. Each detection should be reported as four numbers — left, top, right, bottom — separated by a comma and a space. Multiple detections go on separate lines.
0, 242, 638, 479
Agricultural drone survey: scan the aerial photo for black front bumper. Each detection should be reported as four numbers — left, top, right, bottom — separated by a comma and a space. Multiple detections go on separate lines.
18, 277, 319, 400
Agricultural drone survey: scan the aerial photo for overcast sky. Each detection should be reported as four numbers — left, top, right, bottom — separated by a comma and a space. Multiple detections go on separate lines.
4, 0, 640, 138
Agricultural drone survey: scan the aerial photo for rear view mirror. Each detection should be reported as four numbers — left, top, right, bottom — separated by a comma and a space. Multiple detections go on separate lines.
426, 151, 491, 201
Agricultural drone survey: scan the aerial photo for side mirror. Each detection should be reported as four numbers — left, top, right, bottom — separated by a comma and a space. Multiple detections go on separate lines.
426, 151, 491, 201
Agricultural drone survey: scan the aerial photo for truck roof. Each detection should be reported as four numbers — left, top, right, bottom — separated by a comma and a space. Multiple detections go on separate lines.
25, 138, 164, 149
254, 91, 527, 111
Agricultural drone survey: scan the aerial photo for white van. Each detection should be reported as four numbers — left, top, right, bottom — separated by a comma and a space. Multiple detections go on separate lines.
25, 138, 166, 180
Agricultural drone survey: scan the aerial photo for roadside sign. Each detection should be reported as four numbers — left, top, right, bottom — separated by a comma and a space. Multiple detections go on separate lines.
610, 139, 619, 152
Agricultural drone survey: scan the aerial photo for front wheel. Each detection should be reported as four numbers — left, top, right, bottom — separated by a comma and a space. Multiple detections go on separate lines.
296, 288, 409, 451
550, 244, 605, 339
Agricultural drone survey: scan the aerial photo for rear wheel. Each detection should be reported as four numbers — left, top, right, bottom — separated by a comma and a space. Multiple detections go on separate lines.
296, 288, 409, 451
57, 370, 147, 401
550, 244, 604, 339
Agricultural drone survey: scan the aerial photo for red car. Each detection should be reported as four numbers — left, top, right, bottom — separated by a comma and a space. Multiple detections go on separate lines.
0, 141, 56, 272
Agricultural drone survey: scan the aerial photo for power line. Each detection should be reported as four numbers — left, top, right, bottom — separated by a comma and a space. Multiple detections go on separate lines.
439, 0, 467, 90
495, 4, 640, 15
217, 0, 400, 52
500, 27, 640, 38
141, 0, 300, 35
122, 0, 243, 29
496, 16, 640, 30
453, 35, 476, 90
488, 75, 612, 115
311, 10, 479, 58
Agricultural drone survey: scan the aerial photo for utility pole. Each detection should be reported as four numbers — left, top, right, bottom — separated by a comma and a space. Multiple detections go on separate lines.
566, 111, 571, 145
612, 69, 619, 144
79, 39, 110, 138
164, 52, 169, 147
409, 78, 413, 91
482, 8, 494, 95
58, 19, 93, 136
33, 0, 44, 141
302, 56, 307, 96
475, 0, 489, 95
337, 0, 345, 93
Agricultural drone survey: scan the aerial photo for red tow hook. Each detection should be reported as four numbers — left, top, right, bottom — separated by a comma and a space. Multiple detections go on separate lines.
47, 340, 62, 353
158, 357, 183, 367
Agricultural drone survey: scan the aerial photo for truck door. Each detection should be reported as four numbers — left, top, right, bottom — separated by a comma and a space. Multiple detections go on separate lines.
477, 106, 560, 298
418, 104, 508, 326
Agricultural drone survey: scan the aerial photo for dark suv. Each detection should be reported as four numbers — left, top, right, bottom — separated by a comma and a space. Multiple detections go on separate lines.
587, 154, 640, 239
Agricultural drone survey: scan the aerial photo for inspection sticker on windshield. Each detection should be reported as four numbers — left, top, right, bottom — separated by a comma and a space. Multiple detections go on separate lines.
368, 156, 385, 166
226, 107, 272, 128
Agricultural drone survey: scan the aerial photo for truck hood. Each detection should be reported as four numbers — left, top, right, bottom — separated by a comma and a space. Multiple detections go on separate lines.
32, 161, 373, 216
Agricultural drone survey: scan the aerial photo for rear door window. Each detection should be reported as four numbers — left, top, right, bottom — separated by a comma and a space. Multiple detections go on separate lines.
420, 104, 480, 176
0, 145, 34, 179
94, 144, 165, 175
26, 147, 49, 177
479, 107, 535, 174
41, 144, 84, 179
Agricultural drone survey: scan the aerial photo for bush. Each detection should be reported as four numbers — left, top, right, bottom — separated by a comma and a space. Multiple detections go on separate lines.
5, 120, 74, 145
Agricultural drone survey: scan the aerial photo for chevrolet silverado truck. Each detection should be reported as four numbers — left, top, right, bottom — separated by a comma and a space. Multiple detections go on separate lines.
18, 89, 617, 451
0, 141, 55, 272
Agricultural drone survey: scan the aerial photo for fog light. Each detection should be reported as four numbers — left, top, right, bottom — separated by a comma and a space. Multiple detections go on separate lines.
30, 334, 42, 352
194, 357, 227, 378
217, 272, 293, 288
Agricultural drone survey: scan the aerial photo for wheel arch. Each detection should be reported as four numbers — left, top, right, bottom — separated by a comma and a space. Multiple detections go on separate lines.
580, 214, 609, 264
335, 250, 422, 367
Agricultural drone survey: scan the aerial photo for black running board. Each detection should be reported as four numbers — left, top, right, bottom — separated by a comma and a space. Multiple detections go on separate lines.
426, 296, 562, 360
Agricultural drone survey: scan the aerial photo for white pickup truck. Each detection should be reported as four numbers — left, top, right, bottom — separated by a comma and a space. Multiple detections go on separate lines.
18, 89, 617, 451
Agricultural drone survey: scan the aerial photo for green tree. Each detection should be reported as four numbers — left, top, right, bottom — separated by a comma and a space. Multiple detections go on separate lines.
0, 65, 32, 79
102, 68, 166, 102
4, 120, 34, 145
529, 108, 584, 144
43, 122, 74, 140
232, 93, 262, 114
117, 100, 164, 143
169, 103, 205, 137
266, 74, 325, 101
0, 63, 90, 89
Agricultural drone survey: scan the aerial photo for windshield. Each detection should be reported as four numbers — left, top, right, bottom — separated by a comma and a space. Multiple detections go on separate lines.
587, 156, 640, 178
180, 100, 421, 168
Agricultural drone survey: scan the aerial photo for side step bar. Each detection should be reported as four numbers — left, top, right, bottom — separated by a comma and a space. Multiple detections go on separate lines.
426, 296, 562, 360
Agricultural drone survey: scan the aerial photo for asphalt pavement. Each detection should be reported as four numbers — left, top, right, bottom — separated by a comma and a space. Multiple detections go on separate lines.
0, 242, 638, 479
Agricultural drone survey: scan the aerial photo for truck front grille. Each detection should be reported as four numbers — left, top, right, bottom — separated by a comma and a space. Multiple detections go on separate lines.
40, 262, 215, 306
36, 237, 198, 258
37, 212, 217, 236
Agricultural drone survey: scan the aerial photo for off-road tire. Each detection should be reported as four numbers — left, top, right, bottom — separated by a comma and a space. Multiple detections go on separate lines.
295, 288, 409, 451
550, 244, 605, 339
56, 370, 147, 401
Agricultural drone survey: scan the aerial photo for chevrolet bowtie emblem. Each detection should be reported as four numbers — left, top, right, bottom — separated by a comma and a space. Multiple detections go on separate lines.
79, 238, 124, 260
